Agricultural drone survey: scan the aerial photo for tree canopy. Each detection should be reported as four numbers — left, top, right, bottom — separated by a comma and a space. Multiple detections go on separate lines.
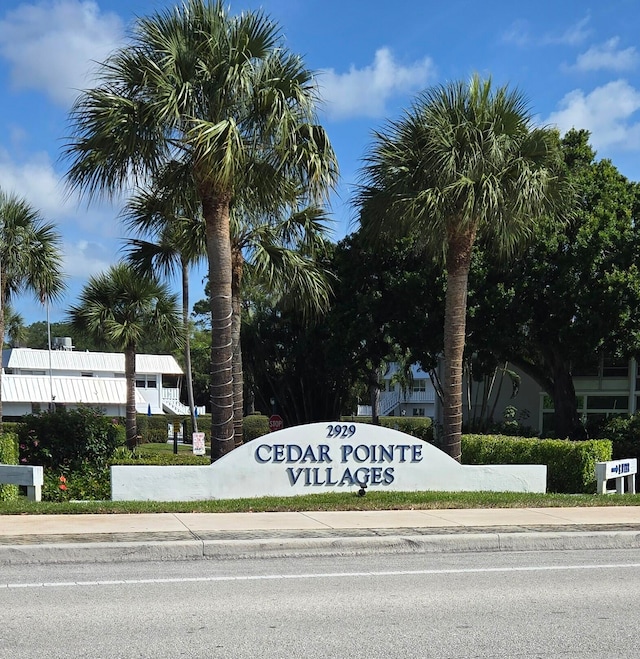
356, 75, 567, 459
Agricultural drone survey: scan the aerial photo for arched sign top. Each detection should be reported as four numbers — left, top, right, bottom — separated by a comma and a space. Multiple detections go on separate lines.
112, 422, 547, 501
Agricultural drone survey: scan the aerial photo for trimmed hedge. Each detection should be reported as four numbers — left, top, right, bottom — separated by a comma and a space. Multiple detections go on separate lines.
344, 416, 434, 442
462, 434, 612, 494
243, 414, 270, 441
111, 452, 209, 466
135, 413, 269, 443
0, 432, 19, 502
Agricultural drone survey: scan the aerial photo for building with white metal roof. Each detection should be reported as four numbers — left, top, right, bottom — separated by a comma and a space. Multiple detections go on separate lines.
1, 347, 200, 418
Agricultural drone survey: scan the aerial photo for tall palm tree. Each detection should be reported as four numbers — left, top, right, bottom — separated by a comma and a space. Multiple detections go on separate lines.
125, 172, 334, 447
123, 183, 206, 435
231, 204, 334, 445
68, 263, 183, 447
0, 188, 65, 425
357, 75, 568, 461
64, 0, 337, 460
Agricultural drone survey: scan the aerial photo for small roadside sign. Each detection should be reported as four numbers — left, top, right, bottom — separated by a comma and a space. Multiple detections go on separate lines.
268, 414, 284, 432
192, 432, 206, 455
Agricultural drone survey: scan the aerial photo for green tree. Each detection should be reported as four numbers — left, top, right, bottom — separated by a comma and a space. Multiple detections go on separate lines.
232, 204, 334, 439
3, 305, 26, 348
123, 177, 206, 434
0, 188, 65, 424
65, 0, 337, 460
68, 263, 183, 446
470, 129, 640, 438
357, 75, 567, 461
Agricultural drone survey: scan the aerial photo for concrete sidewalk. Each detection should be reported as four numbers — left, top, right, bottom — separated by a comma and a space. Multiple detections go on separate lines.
1, 506, 640, 564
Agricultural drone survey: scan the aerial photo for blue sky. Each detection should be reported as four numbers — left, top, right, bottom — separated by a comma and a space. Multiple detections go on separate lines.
1, 0, 639, 325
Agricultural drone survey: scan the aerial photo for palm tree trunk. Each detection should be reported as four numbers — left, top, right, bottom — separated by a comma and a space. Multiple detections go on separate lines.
125, 345, 137, 448
231, 244, 244, 448
369, 368, 380, 425
202, 188, 234, 460
442, 227, 476, 462
181, 258, 198, 435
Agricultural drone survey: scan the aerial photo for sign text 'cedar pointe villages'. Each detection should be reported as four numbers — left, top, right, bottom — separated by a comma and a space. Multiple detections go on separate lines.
111, 422, 548, 501
254, 423, 423, 487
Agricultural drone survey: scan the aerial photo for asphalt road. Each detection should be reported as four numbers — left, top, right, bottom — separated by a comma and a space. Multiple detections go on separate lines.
2, 549, 640, 658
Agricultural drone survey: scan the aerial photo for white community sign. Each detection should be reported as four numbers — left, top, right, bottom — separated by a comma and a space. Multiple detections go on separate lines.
111, 422, 547, 501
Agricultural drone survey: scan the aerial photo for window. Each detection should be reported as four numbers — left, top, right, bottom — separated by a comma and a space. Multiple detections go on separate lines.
412, 380, 427, 392
31, 402, 41, 414
542, 392, 628, 431
587, 395, 627, 411
412, 408, 425, 417
603, 357, 628, 378
135, 375, 158, 388
162, 375, 179, 389
81, 372, 94, 378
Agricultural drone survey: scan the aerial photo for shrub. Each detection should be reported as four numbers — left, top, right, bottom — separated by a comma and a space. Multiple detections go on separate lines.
344, 416, 434, 443
111, 451, 208, 466
144, 428, 171, 443
18, 407, 122, 472
462, 434, 612, 494
243, 414, 270, 441
43, 466, 111, 502
0, 432, 19, 502
601, 414, 640, 444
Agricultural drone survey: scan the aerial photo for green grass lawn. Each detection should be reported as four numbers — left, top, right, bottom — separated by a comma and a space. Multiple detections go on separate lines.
2, 490, 640, 515
3, 440, 639, 515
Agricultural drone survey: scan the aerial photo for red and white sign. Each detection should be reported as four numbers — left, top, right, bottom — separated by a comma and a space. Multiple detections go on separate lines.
268, 414, 284, 432
192, 432, 206, 455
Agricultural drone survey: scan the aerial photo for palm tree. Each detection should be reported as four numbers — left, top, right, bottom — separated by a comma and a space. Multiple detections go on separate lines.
357, 75, 568, 461
123, 183, 206, 436
231, 204, 334, 445
68, 263, 183, 447
0, 188, 65, 425
64, 0, 337, 460
3, 305, 27, 348
123, 166, 334, 448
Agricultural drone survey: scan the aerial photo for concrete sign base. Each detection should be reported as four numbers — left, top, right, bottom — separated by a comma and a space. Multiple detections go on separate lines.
111, 422, 547, 501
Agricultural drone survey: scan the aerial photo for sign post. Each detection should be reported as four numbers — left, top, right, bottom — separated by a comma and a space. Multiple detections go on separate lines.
268, 414, 284, 432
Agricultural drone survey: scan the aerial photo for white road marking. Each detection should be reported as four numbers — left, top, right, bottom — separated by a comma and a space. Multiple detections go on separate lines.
2, 562, 640, 589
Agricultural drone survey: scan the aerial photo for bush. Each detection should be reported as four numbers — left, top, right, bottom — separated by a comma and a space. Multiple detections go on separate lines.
111, 451, 208, 466
18, 407, 122, 472
601, 414, 640, 444
43, 465, 111, 502
243, 414, 270, 441
462, 434, 612, 494
344, 416, 434, 443
144, 428, 171, 444
0, 431, 19, 502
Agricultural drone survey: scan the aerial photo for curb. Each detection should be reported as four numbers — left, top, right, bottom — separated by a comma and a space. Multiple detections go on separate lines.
2, 530, 640, 565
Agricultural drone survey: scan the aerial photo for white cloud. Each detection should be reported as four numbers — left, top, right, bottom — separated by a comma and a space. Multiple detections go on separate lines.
0, 0, 123, 106
0, 148, 72, 220
546, 80, 640, 151
501, 21, 531, 47
503, 16, 591, 48
63, 239, 113, 278
571, 37, 639, 72
0, 148, 124, 237
544, 16, 591, 46
319, 48, 436, 120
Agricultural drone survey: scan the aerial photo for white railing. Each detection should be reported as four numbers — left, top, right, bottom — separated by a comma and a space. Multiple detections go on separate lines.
161, 388, 205, 416
357, 389, 436, 416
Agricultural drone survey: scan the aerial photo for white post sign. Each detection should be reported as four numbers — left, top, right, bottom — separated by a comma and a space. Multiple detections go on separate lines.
192, 432, 206, 456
